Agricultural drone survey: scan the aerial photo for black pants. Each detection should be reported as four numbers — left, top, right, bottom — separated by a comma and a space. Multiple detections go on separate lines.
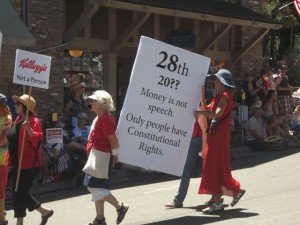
11, 168, 41, 218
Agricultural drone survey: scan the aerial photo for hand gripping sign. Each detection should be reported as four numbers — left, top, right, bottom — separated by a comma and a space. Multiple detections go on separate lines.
116, 36, 210, 176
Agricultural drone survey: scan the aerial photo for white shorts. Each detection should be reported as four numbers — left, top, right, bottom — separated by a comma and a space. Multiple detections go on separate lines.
87, 187, 111, 202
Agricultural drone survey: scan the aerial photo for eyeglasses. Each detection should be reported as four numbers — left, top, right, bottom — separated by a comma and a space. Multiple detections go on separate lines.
15, 102, 22, 106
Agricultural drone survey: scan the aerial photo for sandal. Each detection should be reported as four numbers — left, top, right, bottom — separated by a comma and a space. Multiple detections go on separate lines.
88, 218, 107, 225
165, 201, 183, 208
202, 202, 225, 213
204, 197, 224, 205
40, 210, 54, 225
204, 197, 214, 205
230, 189, 246, 207
116, 203, 129, 224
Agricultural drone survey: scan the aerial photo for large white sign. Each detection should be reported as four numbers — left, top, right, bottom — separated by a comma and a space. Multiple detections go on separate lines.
0, 31, 2, 54
13, 49, 51, 89
117, 36, 210, 176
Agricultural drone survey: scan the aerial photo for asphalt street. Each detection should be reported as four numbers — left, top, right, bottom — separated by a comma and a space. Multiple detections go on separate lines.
5, 146, 300, 225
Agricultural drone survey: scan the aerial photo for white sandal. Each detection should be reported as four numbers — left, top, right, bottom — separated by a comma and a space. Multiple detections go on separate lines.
202, 202, 225, 213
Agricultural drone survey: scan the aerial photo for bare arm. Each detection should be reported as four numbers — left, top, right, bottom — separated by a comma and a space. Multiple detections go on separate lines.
195, 95, 227, 119
200, 86, 210, 111
107, 134, 120, 164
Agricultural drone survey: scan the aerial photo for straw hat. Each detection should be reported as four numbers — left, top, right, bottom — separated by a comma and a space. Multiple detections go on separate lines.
13, 94, 36, 115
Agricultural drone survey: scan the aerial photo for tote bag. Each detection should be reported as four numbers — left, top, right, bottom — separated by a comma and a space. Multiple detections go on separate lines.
82, 148, 111, 179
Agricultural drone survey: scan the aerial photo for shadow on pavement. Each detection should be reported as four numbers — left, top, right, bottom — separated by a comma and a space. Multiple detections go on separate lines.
142, 208, 258, 225
231, 147, 299, 171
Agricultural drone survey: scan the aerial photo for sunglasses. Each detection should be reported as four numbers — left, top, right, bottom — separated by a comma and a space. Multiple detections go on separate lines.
15, 102, 22, 106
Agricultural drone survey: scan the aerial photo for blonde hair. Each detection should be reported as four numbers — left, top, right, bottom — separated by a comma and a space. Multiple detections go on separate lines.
93, 90, 115, 112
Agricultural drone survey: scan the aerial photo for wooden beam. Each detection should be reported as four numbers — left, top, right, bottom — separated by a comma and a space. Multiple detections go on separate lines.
63, 3, 100, 43
198, 23, 232, 53
111, 12, 151, 53
232, 28, 269, 63
91, 0, 282, 29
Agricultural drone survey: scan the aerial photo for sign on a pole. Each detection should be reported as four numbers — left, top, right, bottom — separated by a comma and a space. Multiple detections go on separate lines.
116, 36, 210, 176
0, 31, 2, 54
46, 128, 63, 144
13, 49, 51, 89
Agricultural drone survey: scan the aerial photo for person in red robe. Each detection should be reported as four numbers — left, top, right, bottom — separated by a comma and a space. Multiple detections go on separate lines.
195, 69, 245, 213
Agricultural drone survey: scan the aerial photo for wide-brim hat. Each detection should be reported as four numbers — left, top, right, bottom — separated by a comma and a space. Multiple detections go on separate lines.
208, 69, 236, 89
13, 94, 36, 115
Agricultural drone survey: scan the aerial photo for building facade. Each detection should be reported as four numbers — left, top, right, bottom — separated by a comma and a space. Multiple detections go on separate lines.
0, 0, 281, 120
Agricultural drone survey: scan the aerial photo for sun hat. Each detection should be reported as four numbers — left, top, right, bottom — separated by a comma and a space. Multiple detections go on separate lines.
208, 69, 236, 88
0, 93, 7, 105
13, 94, 36, 115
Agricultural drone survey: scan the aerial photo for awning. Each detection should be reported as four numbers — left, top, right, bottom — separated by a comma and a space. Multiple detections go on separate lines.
92, 0, 282, 29
0, 0, 35, 47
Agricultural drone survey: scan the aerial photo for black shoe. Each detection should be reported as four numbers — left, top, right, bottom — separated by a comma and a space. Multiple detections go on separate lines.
116, 203, 129, 224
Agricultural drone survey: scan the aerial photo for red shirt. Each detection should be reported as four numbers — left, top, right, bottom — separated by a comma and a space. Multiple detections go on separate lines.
8, 115, 43, 169
87, 113, 115, 155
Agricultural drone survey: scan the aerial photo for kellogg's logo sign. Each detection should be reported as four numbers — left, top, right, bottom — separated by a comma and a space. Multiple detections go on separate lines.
19, 58, 48, 74
13, 49, 52, 89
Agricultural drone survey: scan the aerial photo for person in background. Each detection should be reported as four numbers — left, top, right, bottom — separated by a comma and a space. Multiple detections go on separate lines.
255, 69, 269, 103
267, 67, 281, 91
6, 83, 21, 121
84, 90, 128, 225
64, 82, 87, 129
245, 107, 266, 151
72, 112, 91, 146
242, 73, 262, 107
262, 90, 278, 119
0, 94, 12, 225
276, 63, 294, 114
7, 95, 53, 225
195, 69, 245, 213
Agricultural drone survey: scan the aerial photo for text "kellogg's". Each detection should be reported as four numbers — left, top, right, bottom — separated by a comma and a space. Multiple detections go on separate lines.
19, 58, 47, 74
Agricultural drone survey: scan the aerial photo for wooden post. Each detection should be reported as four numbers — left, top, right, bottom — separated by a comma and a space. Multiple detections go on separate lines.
15, 86, 32, 192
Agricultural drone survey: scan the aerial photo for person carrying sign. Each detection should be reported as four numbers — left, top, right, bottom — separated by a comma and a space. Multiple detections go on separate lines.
195, 69, 245, 213
7, 95, 53, 225
164, 118, 205, 208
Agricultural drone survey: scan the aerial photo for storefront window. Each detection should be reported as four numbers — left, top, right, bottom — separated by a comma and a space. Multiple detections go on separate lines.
63, 50, 104, 91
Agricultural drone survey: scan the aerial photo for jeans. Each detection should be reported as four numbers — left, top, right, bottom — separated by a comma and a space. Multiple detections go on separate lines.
174, 136, 202, 204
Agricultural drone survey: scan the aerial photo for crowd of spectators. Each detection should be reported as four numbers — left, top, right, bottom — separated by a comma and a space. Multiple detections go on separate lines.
243, 62, 300, 150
